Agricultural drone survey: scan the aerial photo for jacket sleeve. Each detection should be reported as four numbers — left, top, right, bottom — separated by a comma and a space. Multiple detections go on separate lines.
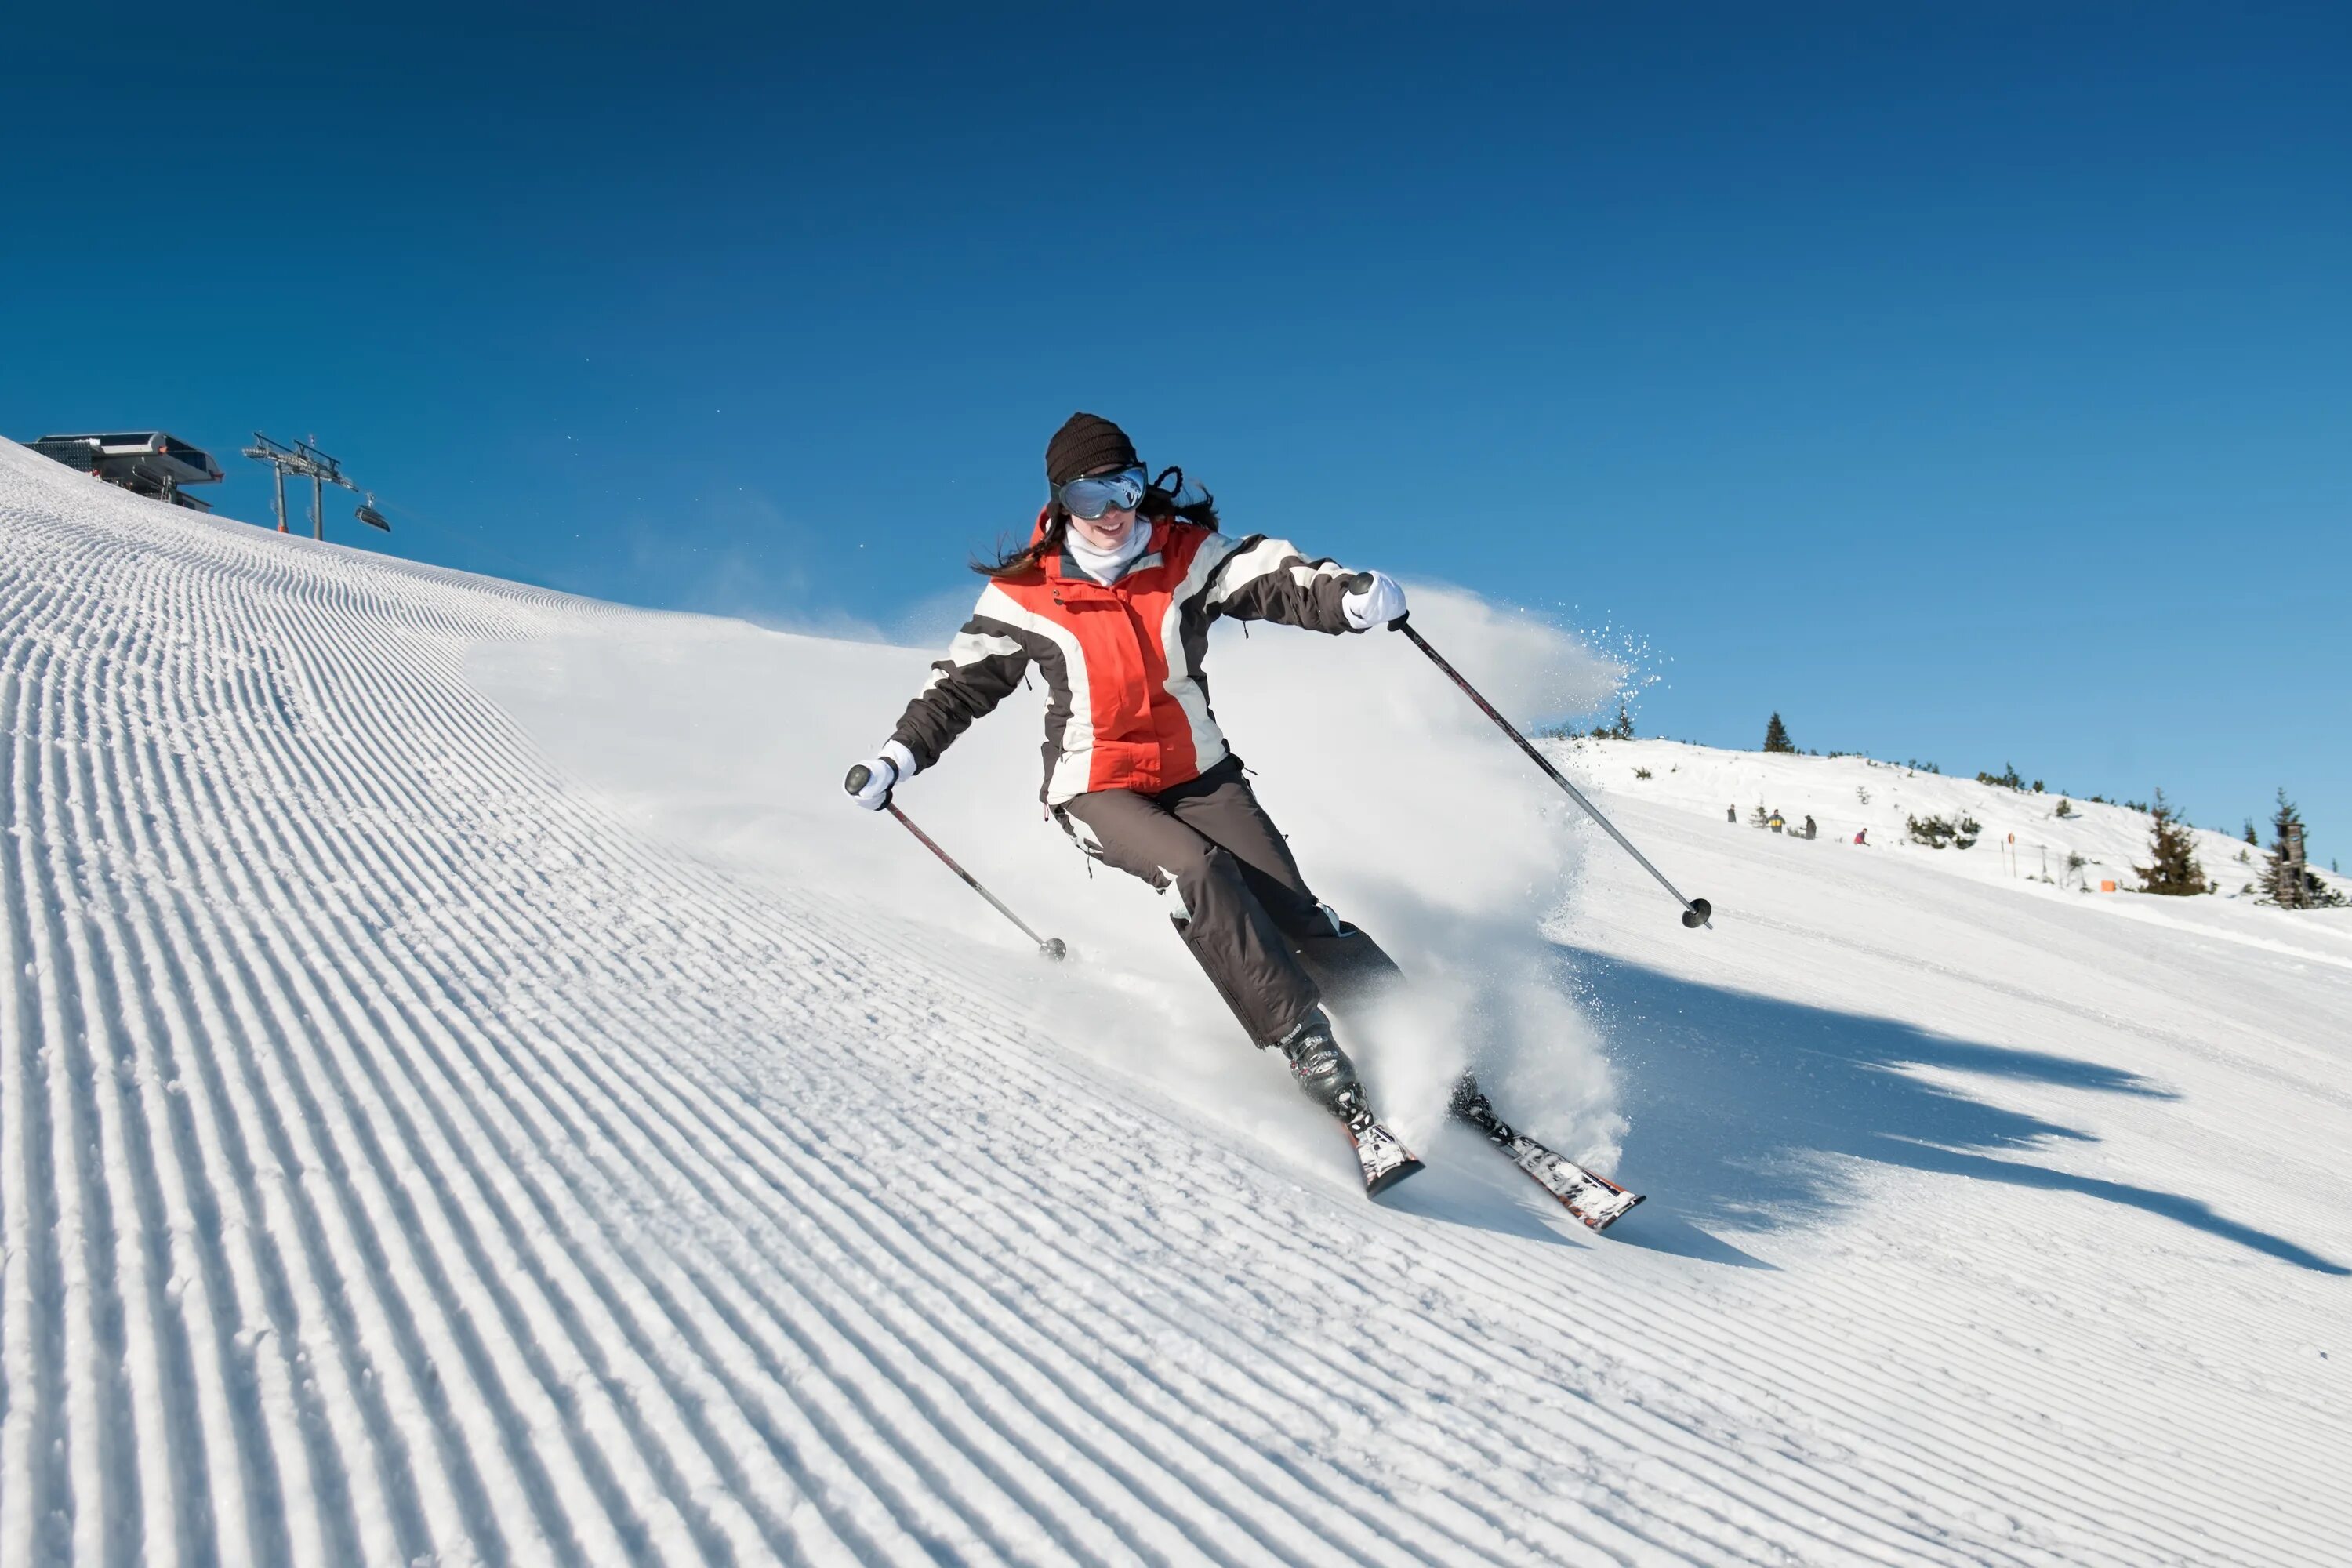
1199, 533, 1358, 633
888, 612, 1033, 770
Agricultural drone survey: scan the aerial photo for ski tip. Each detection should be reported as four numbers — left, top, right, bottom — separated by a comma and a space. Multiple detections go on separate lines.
1364, 1157, 1425, 1199
1586, 1191, 1646, 1232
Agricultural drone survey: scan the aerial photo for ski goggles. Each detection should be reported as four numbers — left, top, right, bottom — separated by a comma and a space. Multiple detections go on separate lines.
1055, 464, 1148, 520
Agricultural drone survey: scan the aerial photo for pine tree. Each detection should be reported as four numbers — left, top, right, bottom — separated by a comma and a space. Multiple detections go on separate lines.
2261, 789, 2343, 908
2135, 789, 2207, 896
1608, 704, 1635, 740
1762, 712, 1795, 753
2263, 789, 2307, 908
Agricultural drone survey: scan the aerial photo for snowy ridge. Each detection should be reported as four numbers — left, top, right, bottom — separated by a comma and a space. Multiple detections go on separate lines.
1546, 734, 2334, 906
4, 437, 2348, 1566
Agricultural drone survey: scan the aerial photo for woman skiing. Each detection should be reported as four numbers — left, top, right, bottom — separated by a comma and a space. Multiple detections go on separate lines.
840, 412, 1421, 1180
841, 412, 1649, 1225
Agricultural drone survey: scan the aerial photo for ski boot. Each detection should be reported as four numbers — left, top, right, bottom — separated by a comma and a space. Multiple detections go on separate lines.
1275, 1011, 1422, 1196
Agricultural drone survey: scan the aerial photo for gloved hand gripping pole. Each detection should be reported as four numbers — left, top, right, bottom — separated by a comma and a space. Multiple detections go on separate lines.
845, 765, 1069, 959
1359, 583, 1714, 931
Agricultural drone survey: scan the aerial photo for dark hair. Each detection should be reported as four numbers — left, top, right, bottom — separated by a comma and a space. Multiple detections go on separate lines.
971, 473, 1220, 580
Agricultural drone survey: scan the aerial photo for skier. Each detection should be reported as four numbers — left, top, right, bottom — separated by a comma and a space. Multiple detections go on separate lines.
840, 413, 1421, 1186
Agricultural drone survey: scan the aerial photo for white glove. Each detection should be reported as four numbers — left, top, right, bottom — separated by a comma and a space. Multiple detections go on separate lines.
844, 739, 920, 810
1341, 569, 1406, 631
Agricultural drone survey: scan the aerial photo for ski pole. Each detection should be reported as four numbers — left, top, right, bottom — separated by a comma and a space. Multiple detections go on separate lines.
1360, 586, 1714, 931
845, 765, 1069, 959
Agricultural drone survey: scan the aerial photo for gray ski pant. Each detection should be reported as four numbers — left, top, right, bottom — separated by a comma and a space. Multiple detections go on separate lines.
1056, 756, 1403, 1044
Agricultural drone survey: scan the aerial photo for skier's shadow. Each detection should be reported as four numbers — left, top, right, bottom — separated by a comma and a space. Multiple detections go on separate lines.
1555, 946, 2348, 1276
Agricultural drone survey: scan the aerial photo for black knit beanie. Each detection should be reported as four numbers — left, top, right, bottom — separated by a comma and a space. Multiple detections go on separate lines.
1045, 412, 1139, 488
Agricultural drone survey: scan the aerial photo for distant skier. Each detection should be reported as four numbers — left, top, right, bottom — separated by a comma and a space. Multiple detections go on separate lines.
841, 413, 1418, 1174
1803, 815, 1817, 840
1726, 804, 1737, 823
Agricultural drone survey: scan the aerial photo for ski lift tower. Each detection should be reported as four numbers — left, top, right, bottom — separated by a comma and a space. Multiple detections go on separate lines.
239, 432, 390, 540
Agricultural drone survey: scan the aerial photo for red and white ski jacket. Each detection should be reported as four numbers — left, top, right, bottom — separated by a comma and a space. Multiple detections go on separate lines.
891, 510, 1362, 802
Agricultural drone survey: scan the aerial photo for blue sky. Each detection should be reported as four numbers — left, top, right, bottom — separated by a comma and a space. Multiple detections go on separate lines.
5, 2, 2346, 855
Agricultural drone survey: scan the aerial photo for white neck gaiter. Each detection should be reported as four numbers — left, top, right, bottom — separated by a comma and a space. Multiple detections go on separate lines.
1065, 522, 1149, 584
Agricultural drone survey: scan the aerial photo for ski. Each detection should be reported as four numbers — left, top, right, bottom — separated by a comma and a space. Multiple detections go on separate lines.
1450, 1075, 1642, 1230
1343, 1111, 1424, 1197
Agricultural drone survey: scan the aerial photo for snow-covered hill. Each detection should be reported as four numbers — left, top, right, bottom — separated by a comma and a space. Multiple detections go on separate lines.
4, 437, 2348, 1566
1548, 734, 2328, 906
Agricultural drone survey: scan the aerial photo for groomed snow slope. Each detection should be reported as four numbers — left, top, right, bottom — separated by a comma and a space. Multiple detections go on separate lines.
4, 437, 2348, 1567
